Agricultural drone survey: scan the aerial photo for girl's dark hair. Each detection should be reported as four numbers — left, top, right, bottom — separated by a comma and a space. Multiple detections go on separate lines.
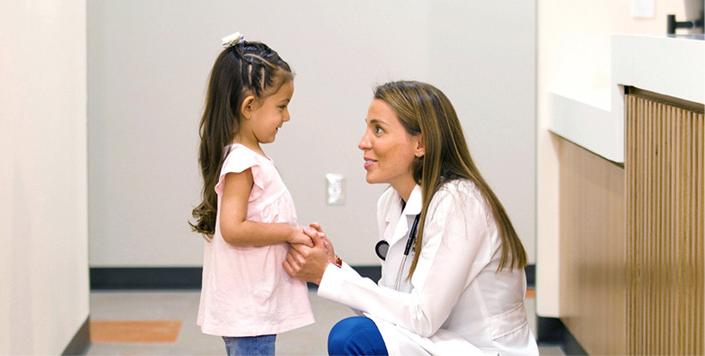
374, 81, 528, 276
190, 41, 292, 237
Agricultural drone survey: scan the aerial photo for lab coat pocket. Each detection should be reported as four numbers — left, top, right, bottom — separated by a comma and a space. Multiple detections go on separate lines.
488, 303, 529, 341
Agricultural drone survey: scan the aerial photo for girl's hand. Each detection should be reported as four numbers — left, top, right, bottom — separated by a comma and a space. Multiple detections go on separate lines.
288, 226, 314, 247
308, 223, 336, 264
283, 232, 329, 285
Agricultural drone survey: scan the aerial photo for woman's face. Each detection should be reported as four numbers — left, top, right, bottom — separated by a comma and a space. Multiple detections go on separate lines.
358, 99, 422, 190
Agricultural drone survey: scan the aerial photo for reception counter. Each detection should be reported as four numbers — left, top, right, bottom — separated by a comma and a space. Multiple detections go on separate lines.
549, 34, 704, 163
543, 34, 704, 354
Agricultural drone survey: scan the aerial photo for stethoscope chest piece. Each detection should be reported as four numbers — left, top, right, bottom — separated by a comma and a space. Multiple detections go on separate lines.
375, 240, 390, 261
374, 214, 420, 262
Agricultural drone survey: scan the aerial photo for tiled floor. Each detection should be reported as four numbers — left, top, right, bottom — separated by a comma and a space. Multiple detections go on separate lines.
86, 290, 564, 355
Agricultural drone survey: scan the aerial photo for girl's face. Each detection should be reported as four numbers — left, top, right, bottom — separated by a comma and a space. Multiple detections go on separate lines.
249, 80, 294, 144
358, 99, 423, 192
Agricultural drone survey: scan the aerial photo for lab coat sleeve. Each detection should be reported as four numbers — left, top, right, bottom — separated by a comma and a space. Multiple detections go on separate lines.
332, 261, 375, 316
318, 189, 491, 338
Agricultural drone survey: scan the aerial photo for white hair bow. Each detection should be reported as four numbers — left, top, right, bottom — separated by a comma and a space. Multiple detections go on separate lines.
221, 32, 245, 48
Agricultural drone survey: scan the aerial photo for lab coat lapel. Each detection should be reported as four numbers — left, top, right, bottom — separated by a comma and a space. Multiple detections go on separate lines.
385, 185, 422, 247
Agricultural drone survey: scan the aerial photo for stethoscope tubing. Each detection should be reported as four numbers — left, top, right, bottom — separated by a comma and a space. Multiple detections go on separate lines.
404, 214, 421, 256
375, 214, 421, 290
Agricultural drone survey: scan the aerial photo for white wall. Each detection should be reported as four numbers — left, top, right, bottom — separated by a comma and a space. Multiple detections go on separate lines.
88, 0, 536, 267
0, 0, 89, 354
536, 0, 689, 317
427, 1, 536, 265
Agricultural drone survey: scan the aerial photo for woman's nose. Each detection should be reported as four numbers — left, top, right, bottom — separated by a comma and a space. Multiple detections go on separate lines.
358, 132, 371, 150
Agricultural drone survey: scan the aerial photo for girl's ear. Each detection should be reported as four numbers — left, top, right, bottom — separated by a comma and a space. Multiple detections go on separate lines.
240, 95, 256, 119
414, 134, 425, 158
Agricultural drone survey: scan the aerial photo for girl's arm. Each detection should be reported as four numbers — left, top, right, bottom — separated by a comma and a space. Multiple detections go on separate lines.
219, 169, 312, 247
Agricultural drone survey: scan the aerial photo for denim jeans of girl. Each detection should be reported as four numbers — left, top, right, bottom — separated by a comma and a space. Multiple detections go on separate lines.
222, 334, 276, 356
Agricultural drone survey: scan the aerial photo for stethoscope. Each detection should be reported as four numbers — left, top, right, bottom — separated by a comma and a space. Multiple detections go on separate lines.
375, 213, 420, 290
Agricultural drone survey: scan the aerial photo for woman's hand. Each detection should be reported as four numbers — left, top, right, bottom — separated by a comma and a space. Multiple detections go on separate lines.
283, 228, 330, 285
308, 223, 337, 264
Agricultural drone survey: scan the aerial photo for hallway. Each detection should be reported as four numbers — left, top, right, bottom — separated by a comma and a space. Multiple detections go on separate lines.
86, 289, 563, 355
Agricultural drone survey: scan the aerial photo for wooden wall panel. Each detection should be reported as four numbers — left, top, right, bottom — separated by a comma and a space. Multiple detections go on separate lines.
558, 138, 626, 355
625, 93, 705, 355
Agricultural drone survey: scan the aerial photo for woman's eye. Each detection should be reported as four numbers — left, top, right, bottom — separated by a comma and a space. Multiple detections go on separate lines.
374, 126, 383, 135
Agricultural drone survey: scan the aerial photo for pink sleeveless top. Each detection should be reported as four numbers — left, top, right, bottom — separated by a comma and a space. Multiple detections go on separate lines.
197, 144, 314, 336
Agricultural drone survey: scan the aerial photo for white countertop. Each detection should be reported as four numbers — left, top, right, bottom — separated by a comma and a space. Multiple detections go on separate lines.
549, 35, 705, 163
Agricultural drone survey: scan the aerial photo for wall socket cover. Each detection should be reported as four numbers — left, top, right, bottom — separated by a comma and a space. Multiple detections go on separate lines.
325, 173, 345, 205
631, 0, 655, 18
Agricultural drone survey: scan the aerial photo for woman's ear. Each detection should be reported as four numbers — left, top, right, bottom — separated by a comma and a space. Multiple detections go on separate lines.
414, 134, 425, 158
240, 95, 256, 120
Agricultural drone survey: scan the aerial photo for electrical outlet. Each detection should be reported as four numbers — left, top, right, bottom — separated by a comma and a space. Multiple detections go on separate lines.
325, 174, 345, 205
631, 0, 655, 18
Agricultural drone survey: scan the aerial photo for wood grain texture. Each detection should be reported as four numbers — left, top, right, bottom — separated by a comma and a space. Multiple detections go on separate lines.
558, 137, 626, 355
625, 93, 705, 355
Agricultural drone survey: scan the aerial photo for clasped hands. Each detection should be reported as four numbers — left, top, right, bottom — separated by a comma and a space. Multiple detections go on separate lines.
283, 223, 336, 285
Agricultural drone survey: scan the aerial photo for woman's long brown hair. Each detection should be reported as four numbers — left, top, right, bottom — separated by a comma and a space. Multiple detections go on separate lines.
190, 41, 292, 237
374, 81, 527, 277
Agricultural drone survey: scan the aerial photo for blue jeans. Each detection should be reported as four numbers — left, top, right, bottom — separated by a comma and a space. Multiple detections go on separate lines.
328, 316, 389, 356
222, 334, 276, 356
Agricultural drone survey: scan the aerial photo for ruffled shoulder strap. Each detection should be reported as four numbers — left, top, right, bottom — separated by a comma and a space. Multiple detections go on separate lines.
214, 144, 266, 198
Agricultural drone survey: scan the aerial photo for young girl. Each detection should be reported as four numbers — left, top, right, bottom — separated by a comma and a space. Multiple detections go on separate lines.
190, 32, 314, 356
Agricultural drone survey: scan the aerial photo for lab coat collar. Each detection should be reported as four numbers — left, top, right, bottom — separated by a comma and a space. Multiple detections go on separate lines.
384, 184, 422, 247
403, 184, 422, 216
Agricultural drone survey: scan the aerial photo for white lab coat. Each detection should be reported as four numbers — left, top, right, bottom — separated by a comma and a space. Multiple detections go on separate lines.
317, 180, 538, 356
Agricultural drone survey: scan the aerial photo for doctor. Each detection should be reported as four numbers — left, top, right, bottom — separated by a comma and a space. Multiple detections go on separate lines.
284, 81, 538, 356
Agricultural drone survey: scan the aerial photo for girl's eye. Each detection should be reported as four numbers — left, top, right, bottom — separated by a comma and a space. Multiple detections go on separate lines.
374, 126, 383, 135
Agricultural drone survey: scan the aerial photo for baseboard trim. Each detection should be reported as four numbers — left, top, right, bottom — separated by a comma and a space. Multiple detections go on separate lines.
62, 315, 90, 355
90, 264, 535, 290
89, 266, 381, 290
90, 267, 202, 290
525, 264, 535, 287
537, 317, 587, 355
352, 265, 382, 281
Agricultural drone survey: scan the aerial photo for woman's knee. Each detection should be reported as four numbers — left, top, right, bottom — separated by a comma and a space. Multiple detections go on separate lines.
328, 316, 387, 356
328, 317, 371, 351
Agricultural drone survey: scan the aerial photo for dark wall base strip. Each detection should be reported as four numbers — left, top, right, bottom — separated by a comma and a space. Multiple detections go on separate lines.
90, 267, 202, 290
89, 266, 383, 290
307, 265, 383, 291
352, 265, 382, 282
90, 264, 534, 290
62, 316, 90, 356
537, 317, 587, 355
525, 264, 535, 287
